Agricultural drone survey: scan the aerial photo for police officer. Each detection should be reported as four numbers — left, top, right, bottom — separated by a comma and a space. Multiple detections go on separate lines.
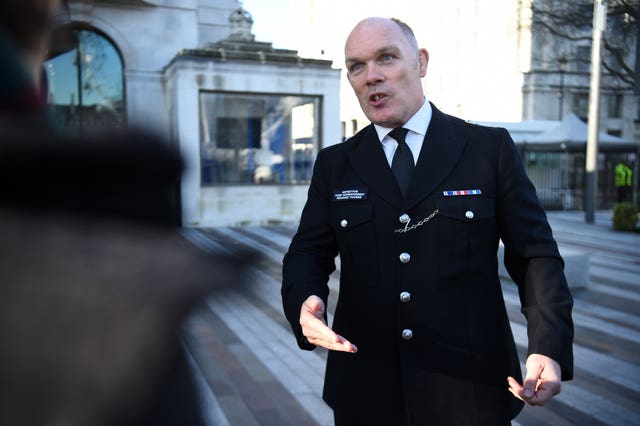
616, 162, 633, 202
282, 17, 574, 425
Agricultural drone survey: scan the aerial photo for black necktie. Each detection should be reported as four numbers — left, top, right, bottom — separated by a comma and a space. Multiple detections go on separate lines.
389, 127, 413, 196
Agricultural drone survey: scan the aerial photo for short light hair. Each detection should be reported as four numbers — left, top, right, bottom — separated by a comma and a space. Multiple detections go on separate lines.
391, 18, 418, 51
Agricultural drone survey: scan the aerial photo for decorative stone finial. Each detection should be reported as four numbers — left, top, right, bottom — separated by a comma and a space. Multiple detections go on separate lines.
228, 6, 255, 42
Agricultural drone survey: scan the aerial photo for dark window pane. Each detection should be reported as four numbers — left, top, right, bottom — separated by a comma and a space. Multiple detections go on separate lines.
575, 45, 591, 73
608, 94, 623, 118
572, 93, 589, 121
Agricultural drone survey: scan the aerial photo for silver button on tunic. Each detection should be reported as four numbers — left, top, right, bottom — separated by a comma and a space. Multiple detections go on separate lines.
402, 329, 413, 340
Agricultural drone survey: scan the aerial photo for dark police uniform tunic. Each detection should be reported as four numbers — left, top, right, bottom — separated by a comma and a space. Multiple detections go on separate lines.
282, 104, 574, 425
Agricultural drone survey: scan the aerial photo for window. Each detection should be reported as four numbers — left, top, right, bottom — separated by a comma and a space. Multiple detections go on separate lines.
46, 27, 125, 134
575, 45, 591, 73
577, 3, 594, 31
199, 92, 320, 185
608, 93, 623, 118
572, 93, 589, 121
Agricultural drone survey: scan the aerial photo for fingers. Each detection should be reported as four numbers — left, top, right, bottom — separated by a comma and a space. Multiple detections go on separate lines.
521, 362, 544, 400
507, 354, 562, 406
506, 374, 544, 404
508, 377, 560, 406
527, 376, 561, 406
307, 331, 358, 352
299, 296, 358, 353
507, 376, 525, 401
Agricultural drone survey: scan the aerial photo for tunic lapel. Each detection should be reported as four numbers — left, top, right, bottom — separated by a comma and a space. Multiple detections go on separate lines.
404, 105, 468, 209
347, 125, 404, 208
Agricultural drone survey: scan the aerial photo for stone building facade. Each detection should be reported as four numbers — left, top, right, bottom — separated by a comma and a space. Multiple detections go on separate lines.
48, 0, 341, 226
521, 0, 638, 142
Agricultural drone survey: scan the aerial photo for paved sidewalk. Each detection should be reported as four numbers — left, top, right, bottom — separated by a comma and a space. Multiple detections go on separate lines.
181, 211, 640, 426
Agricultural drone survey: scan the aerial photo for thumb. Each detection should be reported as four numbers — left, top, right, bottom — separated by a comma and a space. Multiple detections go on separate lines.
304, 295, 325, 317
522, 363, 543, 398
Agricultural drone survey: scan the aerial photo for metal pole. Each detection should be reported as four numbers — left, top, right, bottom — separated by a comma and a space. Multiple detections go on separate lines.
634, 19, 640, 96
585, 0, 607, 223
559, 70, 565, 120
558, 55, 567, 120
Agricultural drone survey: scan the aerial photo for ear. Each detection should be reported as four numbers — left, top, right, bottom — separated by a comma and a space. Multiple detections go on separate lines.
418, 48, 429, 77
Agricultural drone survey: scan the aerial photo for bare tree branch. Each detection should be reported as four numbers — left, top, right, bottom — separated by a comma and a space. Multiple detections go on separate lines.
530, 0, 638, 90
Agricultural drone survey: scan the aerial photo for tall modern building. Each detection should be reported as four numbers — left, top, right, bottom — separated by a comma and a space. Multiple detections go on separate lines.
47, 0, 341, 226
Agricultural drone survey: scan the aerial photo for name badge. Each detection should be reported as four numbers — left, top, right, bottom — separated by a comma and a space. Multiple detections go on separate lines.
333, 188, 368, 201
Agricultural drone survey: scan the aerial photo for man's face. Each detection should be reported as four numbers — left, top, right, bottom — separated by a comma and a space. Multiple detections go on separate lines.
345, 18, 428, 128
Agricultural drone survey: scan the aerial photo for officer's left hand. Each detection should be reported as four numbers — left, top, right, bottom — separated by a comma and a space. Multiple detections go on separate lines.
507, 353, 562, 406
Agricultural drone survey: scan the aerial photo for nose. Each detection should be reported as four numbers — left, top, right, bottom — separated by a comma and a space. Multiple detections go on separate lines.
365, 63, 384, 85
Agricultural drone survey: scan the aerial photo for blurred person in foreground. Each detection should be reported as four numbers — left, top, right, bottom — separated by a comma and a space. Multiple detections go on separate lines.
282, 17, 574, 425
0, 2, 251, 425
0, 0, 58, 123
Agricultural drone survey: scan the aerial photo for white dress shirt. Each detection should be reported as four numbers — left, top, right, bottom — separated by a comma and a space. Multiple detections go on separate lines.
374, 99, 432, 166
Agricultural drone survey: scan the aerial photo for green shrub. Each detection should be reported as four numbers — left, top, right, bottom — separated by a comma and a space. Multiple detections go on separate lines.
612, 202, 639, 231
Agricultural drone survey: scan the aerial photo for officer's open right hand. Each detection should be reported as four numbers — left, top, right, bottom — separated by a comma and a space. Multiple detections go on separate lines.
300, 295, 358, 353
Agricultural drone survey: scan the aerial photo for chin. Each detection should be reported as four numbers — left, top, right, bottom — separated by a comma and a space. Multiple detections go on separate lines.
367, 113, 393, 127
374, 118, 400, 128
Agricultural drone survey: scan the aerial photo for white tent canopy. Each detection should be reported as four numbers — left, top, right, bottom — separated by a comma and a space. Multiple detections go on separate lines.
525, 113, 633, 147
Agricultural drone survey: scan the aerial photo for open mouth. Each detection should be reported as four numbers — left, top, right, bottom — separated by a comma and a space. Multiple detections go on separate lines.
369, 92, 387, 103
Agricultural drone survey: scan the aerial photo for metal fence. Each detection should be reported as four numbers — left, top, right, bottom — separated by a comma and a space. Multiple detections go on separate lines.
518, 147, 638, 210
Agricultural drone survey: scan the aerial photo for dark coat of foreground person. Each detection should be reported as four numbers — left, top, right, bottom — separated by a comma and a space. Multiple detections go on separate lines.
0, 130, 253, 426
